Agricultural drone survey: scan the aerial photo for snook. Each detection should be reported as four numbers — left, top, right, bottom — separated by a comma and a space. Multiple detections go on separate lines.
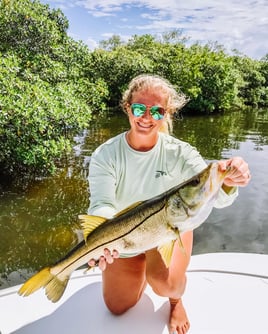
18, 162, 229, 302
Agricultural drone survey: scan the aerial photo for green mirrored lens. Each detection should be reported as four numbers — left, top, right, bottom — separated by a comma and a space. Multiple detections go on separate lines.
131, 104, 146, 117
150, 106, 165, 120
130, 103, 165, 120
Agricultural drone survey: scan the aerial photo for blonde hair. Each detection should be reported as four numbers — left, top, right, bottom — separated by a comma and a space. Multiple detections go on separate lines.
121, 74, 188, 133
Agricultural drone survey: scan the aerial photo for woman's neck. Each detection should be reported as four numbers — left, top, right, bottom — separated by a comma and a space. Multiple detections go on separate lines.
126, 131, 159, 152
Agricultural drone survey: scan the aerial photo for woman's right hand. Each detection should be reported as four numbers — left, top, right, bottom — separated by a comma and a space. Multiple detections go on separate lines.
88, 248, 119, 271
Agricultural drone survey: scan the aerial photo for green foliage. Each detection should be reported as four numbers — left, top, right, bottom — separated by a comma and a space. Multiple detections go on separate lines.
99, 34, 125, 51
0, 0, 108, 178
233, 54, 267, 107
0, 53, 90, 175
0, 0, 68, 56
91, 33, 267, 113
258, 55, 268, 106
183, 43, 240, 112
87, 45, 154, 106
89, 34, 257, 113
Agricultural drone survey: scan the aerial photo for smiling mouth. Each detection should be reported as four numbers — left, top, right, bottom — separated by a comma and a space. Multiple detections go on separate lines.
137, 122, 153, 129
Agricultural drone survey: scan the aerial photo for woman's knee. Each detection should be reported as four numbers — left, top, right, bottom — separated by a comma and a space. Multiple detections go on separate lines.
148, 273, 187, 298
103, 276, 147, 315
103, 293, 139, 315
102, 255, 147, 314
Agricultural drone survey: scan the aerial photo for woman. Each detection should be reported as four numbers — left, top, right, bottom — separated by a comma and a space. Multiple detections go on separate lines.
88, 74, 251, 334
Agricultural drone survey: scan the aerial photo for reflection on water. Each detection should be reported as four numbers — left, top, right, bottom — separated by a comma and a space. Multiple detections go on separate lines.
194, 141, 268, 254
0, 108, 267, 289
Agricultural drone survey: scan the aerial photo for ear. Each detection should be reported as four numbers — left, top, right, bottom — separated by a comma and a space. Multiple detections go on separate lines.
124, 103, 131, 116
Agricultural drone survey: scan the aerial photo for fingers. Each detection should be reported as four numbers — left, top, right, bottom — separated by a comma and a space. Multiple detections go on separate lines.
112, 249, 120, 259
88, 249, 119, 271
88, 258, 97, 267
98, 256, 107, 271
219, 157, 251, 187
218, 159, 229, 172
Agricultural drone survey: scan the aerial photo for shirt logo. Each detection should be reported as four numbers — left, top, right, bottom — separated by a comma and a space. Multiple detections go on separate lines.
155, 170, 167, 178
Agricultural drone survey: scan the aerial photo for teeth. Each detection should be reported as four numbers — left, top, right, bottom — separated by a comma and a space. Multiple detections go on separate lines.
138, 122, 152, 128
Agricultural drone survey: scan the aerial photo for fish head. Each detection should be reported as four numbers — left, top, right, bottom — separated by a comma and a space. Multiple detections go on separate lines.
179, 162, 228, 205
167, 162, 229, 232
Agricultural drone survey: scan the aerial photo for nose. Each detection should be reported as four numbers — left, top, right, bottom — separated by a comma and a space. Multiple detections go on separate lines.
141, 107, 152, 120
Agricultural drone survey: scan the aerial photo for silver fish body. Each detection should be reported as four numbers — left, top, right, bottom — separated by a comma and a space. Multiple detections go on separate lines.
18, 162, 229, 302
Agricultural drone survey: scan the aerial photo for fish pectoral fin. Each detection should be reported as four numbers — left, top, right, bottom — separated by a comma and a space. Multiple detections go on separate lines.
114, 201, 143, 217
157, 240, 176, 268
78, 214, 107, 240
18, 267, 69, 303
177, 234, 186, 255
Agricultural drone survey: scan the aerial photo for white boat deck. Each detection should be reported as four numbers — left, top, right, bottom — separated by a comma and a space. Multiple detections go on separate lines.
0, 253, 268, 334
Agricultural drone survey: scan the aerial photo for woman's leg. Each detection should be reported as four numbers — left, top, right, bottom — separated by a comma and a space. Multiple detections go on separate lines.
145, 231, 193, 334
102, 253, 147, 315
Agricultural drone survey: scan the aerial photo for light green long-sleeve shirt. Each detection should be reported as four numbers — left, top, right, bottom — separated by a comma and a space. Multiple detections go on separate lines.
88, 132, 238, 219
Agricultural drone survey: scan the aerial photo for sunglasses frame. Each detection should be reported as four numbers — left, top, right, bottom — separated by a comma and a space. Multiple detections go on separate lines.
130, 103, 165, 121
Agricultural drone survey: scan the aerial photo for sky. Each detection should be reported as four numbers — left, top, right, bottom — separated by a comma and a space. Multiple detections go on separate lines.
40, 0, 268, 59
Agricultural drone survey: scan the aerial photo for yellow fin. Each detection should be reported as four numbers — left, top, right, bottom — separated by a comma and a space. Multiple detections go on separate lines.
78, 214, 107, 240
177, 234, 186, 256
158, 235, 186, 267
18, 267, 70, 303
18, 268, 52, 297
114, 201, 143, 217
45, 276, 69, 303
158, 240, 176, 267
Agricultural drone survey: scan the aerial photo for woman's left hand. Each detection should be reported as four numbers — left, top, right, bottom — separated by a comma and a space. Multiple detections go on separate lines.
218, 157, 251, 187
88, 248, 119, 271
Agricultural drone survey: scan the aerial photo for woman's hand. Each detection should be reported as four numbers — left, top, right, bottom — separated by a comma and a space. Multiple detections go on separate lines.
218, 157, 251, 188
88, 248, 119, 271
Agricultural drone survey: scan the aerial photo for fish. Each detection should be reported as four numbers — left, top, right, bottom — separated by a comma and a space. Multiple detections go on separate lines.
18, 162, 230, 303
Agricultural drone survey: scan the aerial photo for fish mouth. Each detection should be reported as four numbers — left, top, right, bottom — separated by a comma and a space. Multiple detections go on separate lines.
216, 163, 233, 180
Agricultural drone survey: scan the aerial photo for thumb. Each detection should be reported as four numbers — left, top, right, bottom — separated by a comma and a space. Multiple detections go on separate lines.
218, 159, 232, 172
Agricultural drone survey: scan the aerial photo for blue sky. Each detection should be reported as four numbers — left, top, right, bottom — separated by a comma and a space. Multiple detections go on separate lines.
40, 0, 268, 59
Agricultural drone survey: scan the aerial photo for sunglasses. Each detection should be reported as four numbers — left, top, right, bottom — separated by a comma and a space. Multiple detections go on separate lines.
130, 103, 165, 121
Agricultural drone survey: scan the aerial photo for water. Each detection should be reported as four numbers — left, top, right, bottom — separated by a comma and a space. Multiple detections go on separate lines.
172, 109, 268, 255
0, 108, 267, 289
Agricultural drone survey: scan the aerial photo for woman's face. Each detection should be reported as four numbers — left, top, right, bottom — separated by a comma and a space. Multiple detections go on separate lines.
127, 89, 167, 136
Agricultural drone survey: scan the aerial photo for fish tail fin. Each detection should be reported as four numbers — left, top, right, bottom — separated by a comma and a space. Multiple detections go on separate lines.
18, 267, 69, 303
18, 267, 52, 297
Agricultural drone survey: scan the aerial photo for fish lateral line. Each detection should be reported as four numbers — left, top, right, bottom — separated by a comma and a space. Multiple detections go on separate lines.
55, 200, 169, 275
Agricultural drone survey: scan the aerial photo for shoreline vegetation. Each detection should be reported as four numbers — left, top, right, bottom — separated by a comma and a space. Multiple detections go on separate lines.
0, 0, 267, 181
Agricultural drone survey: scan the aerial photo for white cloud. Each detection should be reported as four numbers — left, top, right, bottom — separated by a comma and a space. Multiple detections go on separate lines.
86, 37, 99, 50
46, 0, 268, 58
88, 10, 115, 17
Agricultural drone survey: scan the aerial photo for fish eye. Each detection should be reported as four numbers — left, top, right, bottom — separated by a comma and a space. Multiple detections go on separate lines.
191, 177, 200, 186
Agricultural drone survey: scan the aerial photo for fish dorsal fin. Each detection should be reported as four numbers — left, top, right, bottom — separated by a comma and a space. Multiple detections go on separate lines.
158, 240, 176, 268
78, 214, 107, 240
114, 201, 143, 217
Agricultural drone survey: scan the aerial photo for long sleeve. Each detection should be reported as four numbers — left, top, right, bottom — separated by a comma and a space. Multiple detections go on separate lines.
214, 186, 238, 208
87, 144, 117, 218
